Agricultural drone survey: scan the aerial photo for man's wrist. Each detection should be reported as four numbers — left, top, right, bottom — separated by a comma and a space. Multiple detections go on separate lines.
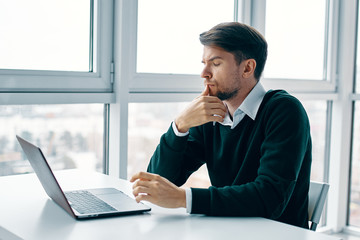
174, 118, 189, 134
172, 121, 189, 137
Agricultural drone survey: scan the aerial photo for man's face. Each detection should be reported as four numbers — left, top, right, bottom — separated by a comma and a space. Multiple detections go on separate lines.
201, 46, 245, 101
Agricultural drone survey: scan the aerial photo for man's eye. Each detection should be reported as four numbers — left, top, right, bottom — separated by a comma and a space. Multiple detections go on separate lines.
213, 63, 220, 66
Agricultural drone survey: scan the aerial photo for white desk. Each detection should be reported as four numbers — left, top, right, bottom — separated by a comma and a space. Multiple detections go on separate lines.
0, 170, 340, 240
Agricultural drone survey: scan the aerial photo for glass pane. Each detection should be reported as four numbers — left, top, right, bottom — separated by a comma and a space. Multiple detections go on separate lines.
128, 100, 328, 187
137, 0, 234, 75
128, 102, 211, 188
300, 100, 328, 182
264, 0, 326, 80
356, 0, 360, 93
349, 102, 360, 227
0, 0, 91, 71
302, 100, 328, 227
0, 104, 104, 176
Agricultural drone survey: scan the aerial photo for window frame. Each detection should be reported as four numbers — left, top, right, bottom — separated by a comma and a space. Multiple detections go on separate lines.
125, 0, 340, 95
346, 0, 360, 233
0, 0, 114, 105
247, 0, 339, 93
325, 0, 357, 233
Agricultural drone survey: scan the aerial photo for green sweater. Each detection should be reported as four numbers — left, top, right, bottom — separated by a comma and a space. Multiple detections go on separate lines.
148, 90, 312, 229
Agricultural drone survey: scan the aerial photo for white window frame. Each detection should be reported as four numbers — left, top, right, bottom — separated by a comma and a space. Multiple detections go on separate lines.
341, 0, 360, 236
241, 0, 339, 93
121, 0, 340, 95
0, 0, 115, 105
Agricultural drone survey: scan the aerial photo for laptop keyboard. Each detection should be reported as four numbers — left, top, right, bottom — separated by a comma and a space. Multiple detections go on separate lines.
65, 190, 117, 214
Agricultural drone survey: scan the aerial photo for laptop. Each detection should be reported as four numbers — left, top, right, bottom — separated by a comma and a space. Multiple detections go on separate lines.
16, 135, 151, 219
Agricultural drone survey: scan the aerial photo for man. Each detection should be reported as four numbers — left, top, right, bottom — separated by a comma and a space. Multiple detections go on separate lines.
131, 22, 312, 229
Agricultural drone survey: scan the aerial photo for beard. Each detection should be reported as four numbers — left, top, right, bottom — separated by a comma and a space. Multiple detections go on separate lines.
210, 70, 242, 101
209, 81, 240, 101
216, 89, 239, 101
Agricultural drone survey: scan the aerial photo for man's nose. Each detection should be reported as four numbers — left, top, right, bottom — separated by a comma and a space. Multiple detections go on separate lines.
201, 66, 212, 79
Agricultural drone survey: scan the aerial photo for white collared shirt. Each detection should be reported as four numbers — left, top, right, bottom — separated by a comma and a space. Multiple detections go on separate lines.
172, 82, 267, 213
219, 81, 266, 129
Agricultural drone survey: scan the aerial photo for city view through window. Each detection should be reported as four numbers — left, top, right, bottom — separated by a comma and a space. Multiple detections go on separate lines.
0, 104, 104, 176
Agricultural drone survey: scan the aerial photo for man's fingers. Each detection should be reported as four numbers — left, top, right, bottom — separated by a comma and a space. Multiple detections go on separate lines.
131, 173, 159, 204
209, 102, 227, 112
209, 115, 225, 123
132, 178, 153, 189
135, 194, 153, 203
133, 185, 152, 196
201, 97, 227, 112
210, 109, 227, 118
201, 85, 210, 96
200, 102, 226, 117
130, 171, 157, 182
202, 95, 220, 102
130, 172, 186, 208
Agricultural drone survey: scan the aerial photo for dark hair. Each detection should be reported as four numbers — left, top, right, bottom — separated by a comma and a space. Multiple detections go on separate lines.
199, 22, 267, 80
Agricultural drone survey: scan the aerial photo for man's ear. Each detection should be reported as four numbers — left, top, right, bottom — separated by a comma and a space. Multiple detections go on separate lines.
242, 59, 256, 78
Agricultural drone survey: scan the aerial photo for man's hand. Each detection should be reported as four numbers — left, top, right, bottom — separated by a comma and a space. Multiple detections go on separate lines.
175, 85, 227, 133
130, 172, 186, 208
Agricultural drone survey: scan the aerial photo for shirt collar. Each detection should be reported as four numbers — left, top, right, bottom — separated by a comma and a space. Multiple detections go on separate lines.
218, 82, 266, 128
239, 81, 266, 121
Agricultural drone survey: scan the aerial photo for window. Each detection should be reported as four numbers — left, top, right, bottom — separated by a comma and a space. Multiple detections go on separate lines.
127, 102, 181, 177
349, 102, 360, 227
301, 100, 329, 182
264, 0, 327, 80
0, 0, 91, 72
0, 0, 113, 94
348, 0, 360, 228
357, 13, 360, 94
137, 0, 234, 75
0, 104, 105, 176
0, 1, 113, 177
128, 102, 211, 187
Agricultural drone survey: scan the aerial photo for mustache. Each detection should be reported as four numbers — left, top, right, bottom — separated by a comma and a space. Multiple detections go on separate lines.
204, 80, 216, 86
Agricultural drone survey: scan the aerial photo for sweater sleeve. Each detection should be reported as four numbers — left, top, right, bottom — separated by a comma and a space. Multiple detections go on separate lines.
147, 124, 206, 186
191, 94, 311, 220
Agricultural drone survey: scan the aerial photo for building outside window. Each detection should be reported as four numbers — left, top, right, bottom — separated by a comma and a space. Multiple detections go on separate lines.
0, 104, 105, 176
